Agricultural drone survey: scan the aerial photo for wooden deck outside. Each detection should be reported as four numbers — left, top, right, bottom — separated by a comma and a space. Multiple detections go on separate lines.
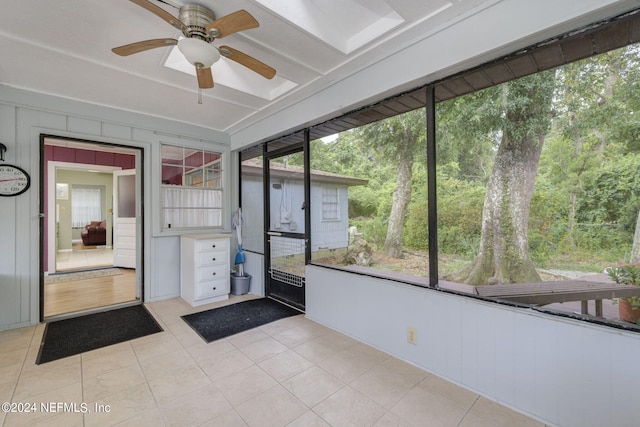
471, 274, 640, 319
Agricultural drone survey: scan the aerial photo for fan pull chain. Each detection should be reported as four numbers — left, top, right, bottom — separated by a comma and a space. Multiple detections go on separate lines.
198, 87, 203, 104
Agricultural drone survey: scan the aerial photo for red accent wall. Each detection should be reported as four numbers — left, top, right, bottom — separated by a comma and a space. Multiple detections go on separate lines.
46, 145, 135, 168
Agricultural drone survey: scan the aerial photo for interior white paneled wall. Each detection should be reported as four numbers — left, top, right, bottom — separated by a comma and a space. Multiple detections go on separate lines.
0, 104, 20, 327
151, 236, 182, 300
0, 85, 231, 331
305, 265, 640, 427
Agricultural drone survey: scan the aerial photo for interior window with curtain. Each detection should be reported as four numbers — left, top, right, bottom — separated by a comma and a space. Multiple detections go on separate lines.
71, 187, 102, 227
161, 144, 223, 230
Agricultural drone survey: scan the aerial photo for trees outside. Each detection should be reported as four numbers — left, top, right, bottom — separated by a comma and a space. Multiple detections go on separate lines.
449, 72, 556, 285
309, 42, 640, 284
312, 110, 426, 258
356, 110, 425, 258
632, 211, 640, 263
536, 46, 640, 265
439, 45, 640, 282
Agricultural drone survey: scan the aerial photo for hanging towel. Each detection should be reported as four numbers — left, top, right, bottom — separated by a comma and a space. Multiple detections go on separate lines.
280, 180, 291, 224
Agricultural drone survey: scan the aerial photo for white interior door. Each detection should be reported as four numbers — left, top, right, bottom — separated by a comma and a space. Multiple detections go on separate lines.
113, 169, 137, 269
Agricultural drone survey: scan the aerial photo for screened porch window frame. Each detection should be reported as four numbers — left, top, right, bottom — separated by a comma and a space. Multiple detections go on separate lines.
238, 9, 640, 332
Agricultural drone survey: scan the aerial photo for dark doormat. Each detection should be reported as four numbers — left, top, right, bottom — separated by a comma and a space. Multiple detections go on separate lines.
181, 298, 302, 343
36, 305, 163, 364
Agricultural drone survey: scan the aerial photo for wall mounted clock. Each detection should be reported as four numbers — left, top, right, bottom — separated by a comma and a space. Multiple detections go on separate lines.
0, 164, 31, 196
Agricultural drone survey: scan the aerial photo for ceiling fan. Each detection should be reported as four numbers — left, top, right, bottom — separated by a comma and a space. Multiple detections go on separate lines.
112, 0, 276, 94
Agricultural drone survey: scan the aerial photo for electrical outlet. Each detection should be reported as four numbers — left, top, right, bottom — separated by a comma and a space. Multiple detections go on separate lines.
407, 327, 417, 345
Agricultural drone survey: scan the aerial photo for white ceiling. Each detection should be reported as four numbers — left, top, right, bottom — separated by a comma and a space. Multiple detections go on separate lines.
1, 0, 638, 145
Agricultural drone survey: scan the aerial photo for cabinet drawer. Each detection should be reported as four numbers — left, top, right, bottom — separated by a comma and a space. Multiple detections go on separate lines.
196, 251, 227, 266
196, 264, 228, 282
195, 277, 228, 300
196, 238, 229, 252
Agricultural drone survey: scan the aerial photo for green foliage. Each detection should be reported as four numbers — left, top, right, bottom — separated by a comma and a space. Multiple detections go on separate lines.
502, 71, 556, 142
307, 43, 640, 276
436, 88, 498, 181
607, 263, 640, 286
404, 199, 429, 250
403, 168, 485, 256
347, 186, 379, 218
356, 109, 426, 163
577, 155, 640, 232
439, 227, 481, 258
349, 216, 387, 247
606, 262, 640, 309
375, 191, 394, 220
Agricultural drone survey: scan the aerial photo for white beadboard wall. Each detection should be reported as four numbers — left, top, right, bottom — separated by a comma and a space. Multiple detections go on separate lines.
0, 85, 231, 331
306, 265, 640, 427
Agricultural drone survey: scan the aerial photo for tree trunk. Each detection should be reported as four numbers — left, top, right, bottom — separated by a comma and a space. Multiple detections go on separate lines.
567, 191, 576, 247
631, 209, 640, 263
382, 133, 414, 258
451, 73, 555, 285
461, 134, 544, 285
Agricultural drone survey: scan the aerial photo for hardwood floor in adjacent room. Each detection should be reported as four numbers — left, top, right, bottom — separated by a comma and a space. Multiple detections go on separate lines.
44, 269, 137, 318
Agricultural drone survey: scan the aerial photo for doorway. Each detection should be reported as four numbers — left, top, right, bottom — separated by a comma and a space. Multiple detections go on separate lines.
264, 147, 307, 310
48, 162, 118, 272
40, 136, 142, 320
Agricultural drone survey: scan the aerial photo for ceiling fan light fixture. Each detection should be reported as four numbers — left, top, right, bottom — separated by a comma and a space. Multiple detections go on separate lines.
178, 38, 220, 67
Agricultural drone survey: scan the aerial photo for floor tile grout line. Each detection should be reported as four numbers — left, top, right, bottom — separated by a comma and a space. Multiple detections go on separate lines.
130, 305, 182, 426
177, 310, 352, 426
151, 303, 254, 426
457, 394, 481, 427
5, 325, 40, 421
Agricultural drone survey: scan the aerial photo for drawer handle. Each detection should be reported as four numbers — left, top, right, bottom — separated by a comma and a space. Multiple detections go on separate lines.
212, 272, 216, 276
212, 286, 217, 290
212, 258, 216, 261
212, 244, 216, 248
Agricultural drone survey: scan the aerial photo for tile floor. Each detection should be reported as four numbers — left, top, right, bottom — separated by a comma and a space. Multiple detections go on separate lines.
0, 295, 546, 427
55, 244, 113, 272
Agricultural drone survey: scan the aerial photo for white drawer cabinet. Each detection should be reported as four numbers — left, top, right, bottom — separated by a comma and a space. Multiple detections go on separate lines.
180, 234, 231, 306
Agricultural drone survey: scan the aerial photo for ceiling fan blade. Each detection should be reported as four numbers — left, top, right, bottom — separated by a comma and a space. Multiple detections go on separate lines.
129, 0, 187, 32
196, 66, 214, 89
206, 10, 259, 38
112, 38, 178, 56
219, 46, 276, 79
